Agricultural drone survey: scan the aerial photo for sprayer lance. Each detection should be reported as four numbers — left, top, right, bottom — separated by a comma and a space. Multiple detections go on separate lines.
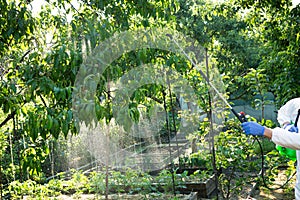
166, 34, 246, 123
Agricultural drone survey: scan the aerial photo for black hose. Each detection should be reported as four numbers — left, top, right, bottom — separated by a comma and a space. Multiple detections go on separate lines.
254, 136, 296, 191
295, 109, 300, 128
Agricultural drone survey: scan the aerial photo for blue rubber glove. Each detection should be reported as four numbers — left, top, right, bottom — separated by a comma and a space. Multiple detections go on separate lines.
283, 124, 298, 133
241, 122, 265, 136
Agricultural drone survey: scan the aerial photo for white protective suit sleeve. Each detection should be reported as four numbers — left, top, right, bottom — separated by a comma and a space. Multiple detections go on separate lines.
275, 98, 300, 200
271, 128, 300, 150
272, 97, 300, 149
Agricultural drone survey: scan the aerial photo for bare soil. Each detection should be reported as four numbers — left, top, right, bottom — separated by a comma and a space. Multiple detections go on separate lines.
241, 169, 296, 200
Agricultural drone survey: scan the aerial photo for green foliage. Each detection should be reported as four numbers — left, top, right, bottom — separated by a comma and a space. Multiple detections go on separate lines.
215, 117, 296, 199
155, 169, 174, 192
1, 0, 299, 197
64, 170, 89, 195
243, 68, 272, 118
178, 154, 209, 168
0, 0, 181, 183
216, 118, 261, 199
0, 1, 35, 57
5, 168, 208, 198
8, 179, 55, 199
232, 0, 300, 107
88, 171, 106, 194
0, 111, 8, 160
177, 0, 299, 108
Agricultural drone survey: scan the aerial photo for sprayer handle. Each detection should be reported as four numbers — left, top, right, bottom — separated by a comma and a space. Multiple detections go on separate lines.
231, 109, 247, 123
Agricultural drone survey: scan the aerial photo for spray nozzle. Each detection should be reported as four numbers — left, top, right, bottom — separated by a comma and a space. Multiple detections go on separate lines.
231, 109, 247, 123
238, 111, 247, 122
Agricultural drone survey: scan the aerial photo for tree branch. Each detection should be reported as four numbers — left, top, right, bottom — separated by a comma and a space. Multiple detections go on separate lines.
19, 50, 31, 63
39, 94, 47, 107
0, 110, 16, 128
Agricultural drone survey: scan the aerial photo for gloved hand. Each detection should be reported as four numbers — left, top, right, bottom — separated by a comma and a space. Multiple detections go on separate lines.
283, 123, 298, 133
241, 121, 265, 136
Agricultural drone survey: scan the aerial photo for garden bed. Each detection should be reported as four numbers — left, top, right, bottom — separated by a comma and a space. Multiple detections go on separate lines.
178, 174, 216, 198
24, 193, 199, 200
86, 173, 216, 198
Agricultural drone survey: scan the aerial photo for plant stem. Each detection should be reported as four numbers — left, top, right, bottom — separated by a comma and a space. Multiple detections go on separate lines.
0, 157, 2, 199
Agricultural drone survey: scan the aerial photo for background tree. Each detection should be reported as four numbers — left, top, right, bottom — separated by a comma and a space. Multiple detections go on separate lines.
233, 0, 300, 107
0, 0, 182, 184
